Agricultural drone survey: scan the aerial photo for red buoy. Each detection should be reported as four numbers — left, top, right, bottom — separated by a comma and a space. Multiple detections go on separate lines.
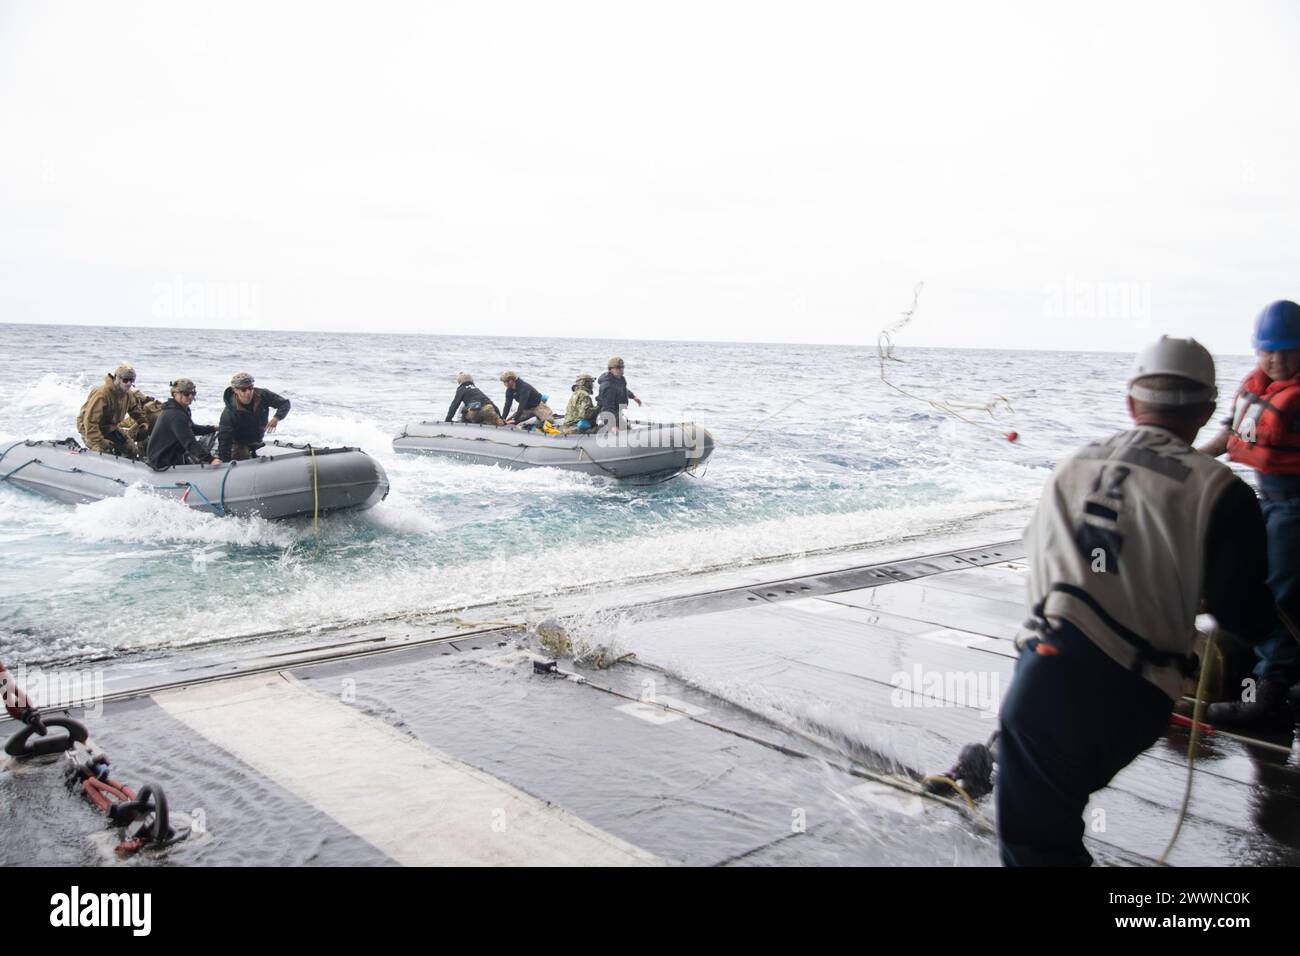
1006, 431, 1019, 443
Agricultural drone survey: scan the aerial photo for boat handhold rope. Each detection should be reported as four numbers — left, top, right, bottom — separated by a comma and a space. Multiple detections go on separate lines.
1, 458, 128, 486
175, 480, 224, 515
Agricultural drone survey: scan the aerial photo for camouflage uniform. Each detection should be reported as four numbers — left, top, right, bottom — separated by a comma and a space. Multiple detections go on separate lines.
465, 403, 504, 426
77, 371, 157, 457
563, 381, 597, 433
121, 394, 163, 442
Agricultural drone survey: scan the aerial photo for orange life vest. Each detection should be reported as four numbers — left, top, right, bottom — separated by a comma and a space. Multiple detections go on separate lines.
1226, 368, 1300, 474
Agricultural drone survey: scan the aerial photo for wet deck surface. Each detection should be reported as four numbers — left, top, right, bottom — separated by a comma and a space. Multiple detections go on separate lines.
3, 533, 1297, 866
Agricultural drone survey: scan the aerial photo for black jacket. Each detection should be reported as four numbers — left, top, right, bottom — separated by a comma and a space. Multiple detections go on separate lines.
446, 383, 495, 421
217, 386, 291, 460
595, 372, 636, 415
501, 378, 544, 421
146, 399, 217, 470
1202, 478, 1286, 642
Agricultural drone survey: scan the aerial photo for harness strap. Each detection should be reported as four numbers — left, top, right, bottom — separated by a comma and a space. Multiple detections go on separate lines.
1031, 582, 1198, 677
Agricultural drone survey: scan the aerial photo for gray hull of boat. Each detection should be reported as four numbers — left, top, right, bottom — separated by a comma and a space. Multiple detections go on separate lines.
393, 420, 714, 480
0, 439, 389, 519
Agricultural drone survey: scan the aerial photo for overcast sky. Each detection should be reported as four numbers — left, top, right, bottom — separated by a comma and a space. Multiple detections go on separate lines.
1, 1, 1296, 352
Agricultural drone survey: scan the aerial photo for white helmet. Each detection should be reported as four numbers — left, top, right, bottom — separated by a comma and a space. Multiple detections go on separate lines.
1128, 335, 1217, 406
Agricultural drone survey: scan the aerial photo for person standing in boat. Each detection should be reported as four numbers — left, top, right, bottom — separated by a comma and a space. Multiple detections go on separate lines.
499, 371, 553, 426
596, 357, 641, 430
217, 371, 292, 461
446, 372, 503, 426
998, 336, 1276, 866
563, 373, 599, 433
1196, 300, 1300, 728
145, 378, 222, 470
77, 363, 161, 459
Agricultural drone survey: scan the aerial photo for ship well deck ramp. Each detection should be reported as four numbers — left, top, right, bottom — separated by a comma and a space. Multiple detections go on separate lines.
3, 523, 1297, 866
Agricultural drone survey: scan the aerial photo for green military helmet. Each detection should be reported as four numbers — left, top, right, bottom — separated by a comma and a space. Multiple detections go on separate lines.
169, 377, 197, 396
113, 363, 136, 383
574, 373, 594, 387
230, 371, 255, 388
607, 357, 625, 370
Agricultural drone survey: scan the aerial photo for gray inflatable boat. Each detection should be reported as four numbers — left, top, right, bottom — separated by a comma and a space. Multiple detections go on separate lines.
0, 438, 389, 519
393, 420, 714, 480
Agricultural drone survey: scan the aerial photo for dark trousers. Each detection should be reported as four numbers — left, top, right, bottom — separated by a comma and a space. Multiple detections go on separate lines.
1253, 496, 1300, 683
997, 621, 1172, 866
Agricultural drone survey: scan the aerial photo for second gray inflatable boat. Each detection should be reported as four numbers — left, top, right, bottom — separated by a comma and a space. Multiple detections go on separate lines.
393, 420, 714, 480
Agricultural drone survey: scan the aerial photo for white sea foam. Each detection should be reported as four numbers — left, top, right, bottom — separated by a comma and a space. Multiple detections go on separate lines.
106, 493, 1022, 653
62, 486, 301, 548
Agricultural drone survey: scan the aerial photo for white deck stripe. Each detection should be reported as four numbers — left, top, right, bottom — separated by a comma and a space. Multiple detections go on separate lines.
152, 672, 658, 866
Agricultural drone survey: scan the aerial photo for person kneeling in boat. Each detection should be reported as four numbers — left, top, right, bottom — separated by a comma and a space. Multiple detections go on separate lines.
499, 371, 554, 427
998, 336, 1277, 866
446, 372, 504, 426
145, 378, 223, 470
217, 371, 291, 461
562, 373, 600, 434
77, 363, 161, 459
1196, 300, 1300, 729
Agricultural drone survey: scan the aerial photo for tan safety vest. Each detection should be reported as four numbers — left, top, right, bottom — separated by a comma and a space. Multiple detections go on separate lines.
1022, 425, 1238, 700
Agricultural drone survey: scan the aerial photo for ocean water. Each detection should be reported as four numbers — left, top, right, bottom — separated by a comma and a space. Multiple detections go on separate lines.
0, 323, 1255, 667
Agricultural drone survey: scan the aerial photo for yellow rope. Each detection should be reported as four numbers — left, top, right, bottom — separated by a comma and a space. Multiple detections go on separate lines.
919, 773, 978, 812
1157, 625, 1217, 865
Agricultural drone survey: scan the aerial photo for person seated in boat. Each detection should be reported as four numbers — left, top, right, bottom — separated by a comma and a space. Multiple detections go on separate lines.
145, 378, 222, 470
562, 374, 600, 434
446, 372, 504, 426
596, 357, 641, 430
997, 336, 1277, 867
121, 393, 164, 446
76, 363, 161, 459
217, 371, 292, 461
499, 371, 554, 427
1196, 300, 1300, 728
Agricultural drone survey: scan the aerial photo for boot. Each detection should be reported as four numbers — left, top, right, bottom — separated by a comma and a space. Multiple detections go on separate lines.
1204, 679, 1296, 730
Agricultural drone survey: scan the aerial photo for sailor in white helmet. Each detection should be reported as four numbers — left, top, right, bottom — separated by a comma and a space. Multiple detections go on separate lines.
997, 336, 1277, 866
